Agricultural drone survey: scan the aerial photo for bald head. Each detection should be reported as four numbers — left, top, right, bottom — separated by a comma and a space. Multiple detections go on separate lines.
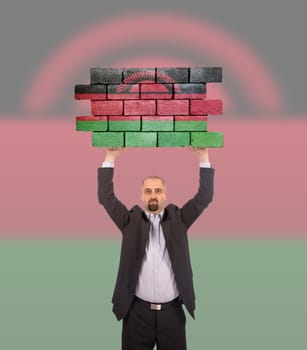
141, 176, 167, 214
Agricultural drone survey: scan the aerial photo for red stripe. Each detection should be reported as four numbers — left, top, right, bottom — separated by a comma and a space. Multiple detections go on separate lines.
75, 93, 106, 100
175, 116, 208, 121
142, 116, 173, 121
1, 118, 306, 238
76, 116, 107, 121
109, 116, 140, 121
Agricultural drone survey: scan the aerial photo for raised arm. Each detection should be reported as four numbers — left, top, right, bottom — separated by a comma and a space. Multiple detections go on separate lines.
180, 147, 214, 228
98, 148, 130, 231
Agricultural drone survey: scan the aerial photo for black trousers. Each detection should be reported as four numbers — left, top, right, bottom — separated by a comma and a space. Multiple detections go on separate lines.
122, 297, 187, 350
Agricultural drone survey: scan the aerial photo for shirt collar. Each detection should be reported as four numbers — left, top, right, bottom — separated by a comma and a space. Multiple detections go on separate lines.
145, 210, 164, 220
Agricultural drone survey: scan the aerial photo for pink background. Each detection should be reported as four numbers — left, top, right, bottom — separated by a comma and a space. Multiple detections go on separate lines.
1, 12, 306, 238
1, 118, 306, 238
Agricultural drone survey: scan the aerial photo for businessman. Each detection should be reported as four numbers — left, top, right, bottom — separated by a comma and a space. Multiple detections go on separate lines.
98, 147, 214, 350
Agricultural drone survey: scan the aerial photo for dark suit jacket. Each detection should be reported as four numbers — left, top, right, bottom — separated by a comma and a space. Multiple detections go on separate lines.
98, 166, 214, 321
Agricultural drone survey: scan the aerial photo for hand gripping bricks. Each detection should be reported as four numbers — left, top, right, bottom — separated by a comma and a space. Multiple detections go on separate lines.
74, 67, 224, 147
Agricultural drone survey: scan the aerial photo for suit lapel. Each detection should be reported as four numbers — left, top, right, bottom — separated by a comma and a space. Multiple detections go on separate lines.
140, 213, 150, 252
161, 210, 175, 260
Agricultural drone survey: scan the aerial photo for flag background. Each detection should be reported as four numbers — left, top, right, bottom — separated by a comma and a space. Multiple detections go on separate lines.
1, 0, 307, 349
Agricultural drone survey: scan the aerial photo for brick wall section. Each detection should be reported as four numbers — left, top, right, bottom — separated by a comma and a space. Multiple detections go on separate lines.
74, 67, 224, 147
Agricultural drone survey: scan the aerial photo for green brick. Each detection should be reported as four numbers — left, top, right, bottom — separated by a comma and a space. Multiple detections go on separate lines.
142, 120, 173, 131
76, 120, 107, 131
125, 132, 157, 147
174, 120, 207, 131
109, 120, 140, 131
92, 132, 124, 147
158, 132, 190, 147
191, 132, 224, 147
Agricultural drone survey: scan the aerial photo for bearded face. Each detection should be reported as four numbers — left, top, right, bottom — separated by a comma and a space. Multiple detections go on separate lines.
141, 177, 167, 214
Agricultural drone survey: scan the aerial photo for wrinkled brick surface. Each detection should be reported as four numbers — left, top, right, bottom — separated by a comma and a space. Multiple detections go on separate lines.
75, 67, 224, 147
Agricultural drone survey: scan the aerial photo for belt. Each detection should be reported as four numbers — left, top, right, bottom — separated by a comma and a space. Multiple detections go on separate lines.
134, 296, 181, 311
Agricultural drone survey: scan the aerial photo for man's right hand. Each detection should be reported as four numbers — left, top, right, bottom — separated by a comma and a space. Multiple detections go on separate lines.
104, 147, 125, 163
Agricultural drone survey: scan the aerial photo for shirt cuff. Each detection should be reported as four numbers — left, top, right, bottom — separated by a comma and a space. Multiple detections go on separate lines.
200, 162, 211, 168
101, 161, 114, 168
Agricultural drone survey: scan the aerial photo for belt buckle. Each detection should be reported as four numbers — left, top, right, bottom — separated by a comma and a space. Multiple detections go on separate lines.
150, 303, 161, 311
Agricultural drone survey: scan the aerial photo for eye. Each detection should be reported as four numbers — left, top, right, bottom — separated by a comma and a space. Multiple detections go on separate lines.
155, 189, 162, 194
144, 189, 151, 194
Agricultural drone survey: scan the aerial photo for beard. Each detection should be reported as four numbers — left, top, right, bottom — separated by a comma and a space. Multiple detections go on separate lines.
148, 200, 159, 212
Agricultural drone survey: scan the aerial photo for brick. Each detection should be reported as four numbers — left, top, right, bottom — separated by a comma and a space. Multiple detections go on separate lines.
157, 100, 189, 115
125, 132, 157, 147
190, 67, 222, 83
142, 116, 173, 131
123, 68, 156, 83
156, 68, 189, 83
174, 83, 206, 99
109, 116, 141, 131
140, 84, 173, 99
191, 132, 224, 147
158, 132, 190, 147
190, 99, 223, 115
107, 84, 139, 100
92, 132, 124, 147
91, 101, 123, 115
90, 68, 123, 84
174, 116, 207, 131
76, 116, 107, 131
124, 100, 156, 115
74, 84, 107, 100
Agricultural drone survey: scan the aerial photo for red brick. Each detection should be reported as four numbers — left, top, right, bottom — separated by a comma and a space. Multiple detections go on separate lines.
76, 116, 107, 121
157, 100, 189, 115
75, 93, 107, 100
108, 84, 139, 100
91, 101, 123, 115
140, 84, 173, 99
124, 100, 156, 115
190, 99, 223, 115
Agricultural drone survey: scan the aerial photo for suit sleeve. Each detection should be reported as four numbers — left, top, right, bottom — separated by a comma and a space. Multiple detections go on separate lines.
180, 167, 214, 229
97, 167, 130, 231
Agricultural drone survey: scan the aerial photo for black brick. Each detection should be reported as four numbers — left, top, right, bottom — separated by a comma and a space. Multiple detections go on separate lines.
157, 68, 189, 83
176, 83, 206, 94
74, 84, 107, 94
123, 68, 156, 83
90, 68, 123, 84
190, 67, 223, 83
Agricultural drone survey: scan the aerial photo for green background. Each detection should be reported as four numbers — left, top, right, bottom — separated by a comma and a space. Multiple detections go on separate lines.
1, 239, 306, 350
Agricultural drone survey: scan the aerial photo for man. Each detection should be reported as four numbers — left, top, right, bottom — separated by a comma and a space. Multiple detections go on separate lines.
98, 147, 214, 350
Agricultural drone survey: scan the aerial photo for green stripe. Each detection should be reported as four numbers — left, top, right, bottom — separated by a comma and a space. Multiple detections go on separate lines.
174, 120, 207, 131
1, 239, 306, 349
158, 131, 190, 146
109, 120, 140, 131
142, 120, 173, 131
92, 132, 124, 147
76, 120, 107, 131
125, 132, 157, 147
191, 131, 224, 147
